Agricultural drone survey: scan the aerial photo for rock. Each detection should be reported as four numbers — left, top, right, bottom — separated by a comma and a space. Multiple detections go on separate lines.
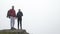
0, 29, 29, 34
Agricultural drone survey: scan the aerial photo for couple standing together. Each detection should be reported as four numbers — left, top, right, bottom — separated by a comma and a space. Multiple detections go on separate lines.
7, 6, 23, 30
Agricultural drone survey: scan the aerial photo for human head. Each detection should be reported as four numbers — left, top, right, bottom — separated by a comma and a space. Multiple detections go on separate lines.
12, 6, 14, 10
19, 9, 21, 12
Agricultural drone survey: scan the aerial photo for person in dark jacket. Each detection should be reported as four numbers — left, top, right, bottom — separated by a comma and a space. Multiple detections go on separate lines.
16, 9, 23, 30
7, 6, 16, 30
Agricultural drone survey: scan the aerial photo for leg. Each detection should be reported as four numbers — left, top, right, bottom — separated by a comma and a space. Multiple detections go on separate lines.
12, 17, 15, 28
10, 16, 13, 29
20, 18, 22, 30
18, 18, 19, 29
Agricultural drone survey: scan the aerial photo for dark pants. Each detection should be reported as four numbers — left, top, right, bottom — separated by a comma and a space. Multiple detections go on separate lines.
17, 17, 22, 29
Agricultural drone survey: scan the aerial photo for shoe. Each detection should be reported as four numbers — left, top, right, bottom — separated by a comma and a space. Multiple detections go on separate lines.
11, 27, 13, 30
11, 27, 16, 30
13, 27, 16, 30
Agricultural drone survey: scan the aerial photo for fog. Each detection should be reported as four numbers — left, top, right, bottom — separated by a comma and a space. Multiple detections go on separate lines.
0, 0, 60, 34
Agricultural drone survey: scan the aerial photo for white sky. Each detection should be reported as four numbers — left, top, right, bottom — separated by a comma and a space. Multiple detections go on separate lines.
0, 0, 60, 34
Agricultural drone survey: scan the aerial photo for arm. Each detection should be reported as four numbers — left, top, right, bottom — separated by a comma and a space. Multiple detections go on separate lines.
14, 10, 16, 17
21, 12, 23, 16
7, 11, 10, 18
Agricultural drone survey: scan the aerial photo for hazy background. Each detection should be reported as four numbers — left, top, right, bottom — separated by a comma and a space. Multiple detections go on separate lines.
0, 0, 60, 34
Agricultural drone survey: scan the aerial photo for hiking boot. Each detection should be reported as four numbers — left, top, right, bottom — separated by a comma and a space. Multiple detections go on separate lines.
11, 27, 16, 30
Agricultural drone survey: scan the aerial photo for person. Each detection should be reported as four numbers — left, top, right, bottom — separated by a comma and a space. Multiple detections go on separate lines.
7, 6, 16, 30
16, 9, 23, 30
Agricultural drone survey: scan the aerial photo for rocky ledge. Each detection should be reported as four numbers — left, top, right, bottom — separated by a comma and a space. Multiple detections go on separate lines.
0, 29, 29, 34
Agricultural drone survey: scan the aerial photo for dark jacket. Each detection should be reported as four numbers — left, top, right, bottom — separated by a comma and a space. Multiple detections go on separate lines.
17, 11, 23, 18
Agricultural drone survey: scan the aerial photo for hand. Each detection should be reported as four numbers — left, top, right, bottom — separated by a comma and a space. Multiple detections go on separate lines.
7, 16, 8, 18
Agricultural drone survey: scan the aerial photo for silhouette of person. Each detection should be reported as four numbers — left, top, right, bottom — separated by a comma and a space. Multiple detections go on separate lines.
16, 9, 23, 30
7, 6, 16, 30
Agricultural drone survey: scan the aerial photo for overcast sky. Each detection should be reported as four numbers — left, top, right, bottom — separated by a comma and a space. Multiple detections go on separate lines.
0, 0, 60, 34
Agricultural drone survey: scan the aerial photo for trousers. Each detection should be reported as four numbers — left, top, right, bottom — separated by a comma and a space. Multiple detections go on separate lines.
10, 16, 15, 28
17, 18, 22, 29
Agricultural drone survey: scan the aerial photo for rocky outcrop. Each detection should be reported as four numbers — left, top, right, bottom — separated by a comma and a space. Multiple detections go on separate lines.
0, 29, 29, 34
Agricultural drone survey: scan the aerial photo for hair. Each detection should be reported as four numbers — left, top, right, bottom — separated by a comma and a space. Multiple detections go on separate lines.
19, 9, 21, 10
12, 6, 14, 9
